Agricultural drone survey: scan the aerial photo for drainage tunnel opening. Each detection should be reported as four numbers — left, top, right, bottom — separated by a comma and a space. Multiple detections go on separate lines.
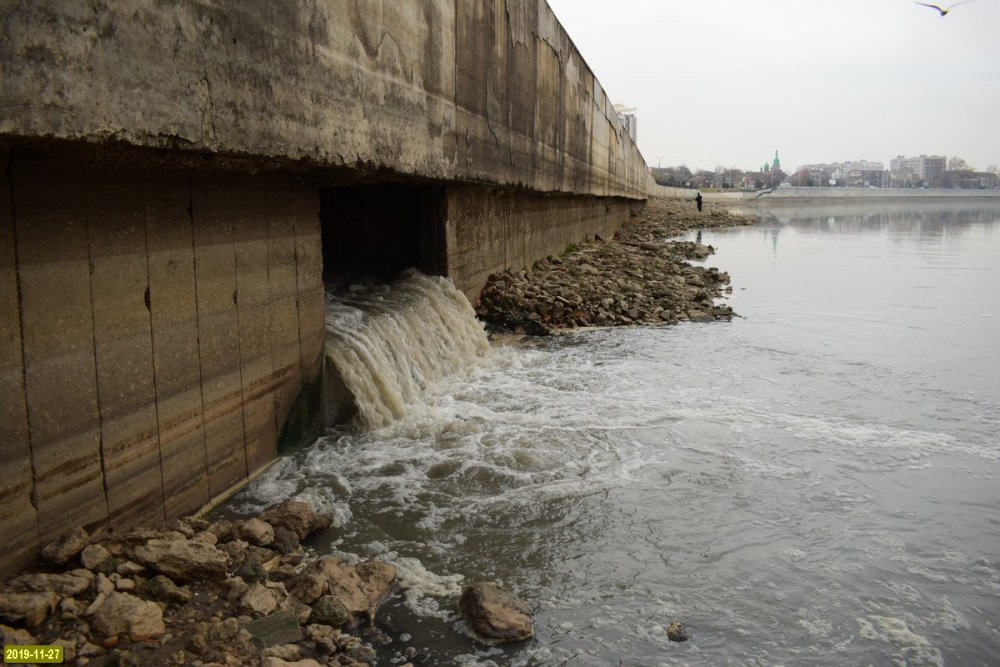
319, 182, 447, 287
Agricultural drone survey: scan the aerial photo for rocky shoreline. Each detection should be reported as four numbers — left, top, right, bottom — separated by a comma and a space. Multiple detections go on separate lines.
0, 501, 533, 667
475, 196, 756, 334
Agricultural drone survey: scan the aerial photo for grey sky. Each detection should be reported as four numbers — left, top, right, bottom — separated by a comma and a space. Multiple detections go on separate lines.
546, 0, 1000, 173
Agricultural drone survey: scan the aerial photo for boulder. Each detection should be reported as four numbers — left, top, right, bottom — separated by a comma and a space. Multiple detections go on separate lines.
133, 538, 228, 581
80, 543, 112, 570
0, 591, 58, 628
139, 575, 192, 604
459, 582, 533, 643
41, 526, 91, 565
89, 592, 165, 642
258, 501, 332, 541
289, 557, 395, 620
233, 518, 275, 547
667, 620, 690, 642
309, 595, 351, 628
7, 571, 93, 597
243, 608, 303, 648
241, 583, 279, 616
260, 658, 323, 667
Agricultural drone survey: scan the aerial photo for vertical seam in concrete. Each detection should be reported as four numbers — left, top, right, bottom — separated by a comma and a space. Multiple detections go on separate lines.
232, 182, 250, 478
6, 152, 40, 528
290, 178, 304, 379
83, 166, 112, 532
187, 175, 212, 500
142, 170, 168, 524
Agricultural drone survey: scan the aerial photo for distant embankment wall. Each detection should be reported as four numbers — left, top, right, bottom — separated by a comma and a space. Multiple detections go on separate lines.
707, 187, 1000, 201
0, 0, 653, 573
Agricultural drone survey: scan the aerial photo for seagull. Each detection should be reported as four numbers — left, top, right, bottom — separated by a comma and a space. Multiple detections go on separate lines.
914, 1, 975, 16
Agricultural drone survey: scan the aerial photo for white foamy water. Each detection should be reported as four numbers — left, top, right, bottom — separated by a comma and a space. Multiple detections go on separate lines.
228, 202, 1000, 666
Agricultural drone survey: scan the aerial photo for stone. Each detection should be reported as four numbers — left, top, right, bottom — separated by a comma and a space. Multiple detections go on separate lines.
234, 518, 275, 546
241, 582, 279, 616
258, 501, 332, 541
309, 595, 352, 628
90, 592, 166, 642
260, 659, 323, 667
289, 557, 395, 619
271, 526, 301, 554
208, 617, 241, 642
458, 582, 533, 643
0, 591, 58, 628
667, 620, 690, 642
234, 550, 267, 584
140, 574, 192, 603
0, 622, 36, 645
81, 543, 112, 570
7, 571, 93, 597
41, 526, 91, 565
243, 608, 303, 648
133, 538, 228, 581
261, 643, 302, 661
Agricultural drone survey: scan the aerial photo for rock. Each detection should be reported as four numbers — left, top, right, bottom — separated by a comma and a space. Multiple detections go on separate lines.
458, 582, 533, 643
241, 583, 279, 616
289, 557, 395, 619
90, 592, 166, 642
7, 571, 93, 597
260, 658, 323, 667
258, 501, 332, 541
140, 574, 192, 604
667, 620, 690, 642
233, 517, 275, 546
208, 617, 241, 642
271, 526, 301, 554
243, 608, 303, 648
81, 543, 112, 570
1, 622, 36, 645
133, 538, 228, 581
309, 595, 352, 628
219, 576, 251, 601
234, 550, 268, 583
0, 591, 58, 628
41, 526, 91, 565
261, 643, 302, 661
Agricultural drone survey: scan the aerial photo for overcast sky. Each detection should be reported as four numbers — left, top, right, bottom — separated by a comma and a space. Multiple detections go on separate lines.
546, 0, 1000, 173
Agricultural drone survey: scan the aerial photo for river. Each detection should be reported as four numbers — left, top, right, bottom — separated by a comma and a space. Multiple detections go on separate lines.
226, 199, 1000, 666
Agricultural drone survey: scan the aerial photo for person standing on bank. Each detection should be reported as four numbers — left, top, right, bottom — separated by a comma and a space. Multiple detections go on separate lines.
695, 191, 703, 212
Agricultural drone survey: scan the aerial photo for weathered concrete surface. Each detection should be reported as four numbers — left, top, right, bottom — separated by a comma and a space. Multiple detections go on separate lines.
445, 186, 636, 301
0, 151, 324, 575
0, 0, 648, 199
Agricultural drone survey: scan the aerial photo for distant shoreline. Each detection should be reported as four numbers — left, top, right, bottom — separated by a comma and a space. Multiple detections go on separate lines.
704, 187, 1000, 202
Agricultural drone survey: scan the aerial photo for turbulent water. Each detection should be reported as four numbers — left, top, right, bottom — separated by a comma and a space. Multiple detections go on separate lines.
227, 200, 1000, 666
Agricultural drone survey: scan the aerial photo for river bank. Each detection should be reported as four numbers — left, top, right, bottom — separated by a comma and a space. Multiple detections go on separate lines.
475, 196, 756, 333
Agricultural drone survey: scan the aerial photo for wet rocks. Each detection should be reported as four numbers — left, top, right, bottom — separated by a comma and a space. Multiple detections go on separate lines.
476, 197, 754, 334
132, 538, 228, 582
89, 592, 165, 643
0, 499, 413, 666
259, 500, 333, 541
459, 582, 534, 643
667, 620, 690, 642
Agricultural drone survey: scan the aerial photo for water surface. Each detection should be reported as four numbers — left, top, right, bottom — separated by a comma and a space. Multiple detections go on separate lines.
230, 200, 1000, 666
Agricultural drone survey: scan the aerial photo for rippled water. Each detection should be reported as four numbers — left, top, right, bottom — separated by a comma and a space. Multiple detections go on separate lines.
228, 199, 1000, 666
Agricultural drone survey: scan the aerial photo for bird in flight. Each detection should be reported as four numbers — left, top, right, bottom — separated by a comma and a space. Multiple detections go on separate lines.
914, 1, 975, 16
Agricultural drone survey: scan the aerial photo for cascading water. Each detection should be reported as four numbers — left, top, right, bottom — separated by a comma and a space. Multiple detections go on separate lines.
322, 269, 490, 428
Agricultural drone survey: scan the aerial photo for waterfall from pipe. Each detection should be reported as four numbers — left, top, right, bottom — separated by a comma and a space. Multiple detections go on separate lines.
323, 269, 490, 428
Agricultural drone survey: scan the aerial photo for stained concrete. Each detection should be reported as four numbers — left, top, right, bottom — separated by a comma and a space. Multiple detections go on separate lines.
0, 0, 649, 199
0, 0, 657, 575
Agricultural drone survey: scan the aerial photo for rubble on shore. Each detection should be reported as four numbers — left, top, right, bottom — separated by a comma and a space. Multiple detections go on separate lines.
475, 196, 755, 334
0, 501, 409, 667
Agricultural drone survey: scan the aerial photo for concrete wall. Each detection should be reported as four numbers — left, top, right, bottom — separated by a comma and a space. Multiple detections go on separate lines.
0, 0, 657, 573
0, 0, 649, 200
445, 186, 635, 301
0, 149, 324, 574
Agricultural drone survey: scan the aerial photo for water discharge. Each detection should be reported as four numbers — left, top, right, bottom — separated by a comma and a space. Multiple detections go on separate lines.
227, 201, 1000, 666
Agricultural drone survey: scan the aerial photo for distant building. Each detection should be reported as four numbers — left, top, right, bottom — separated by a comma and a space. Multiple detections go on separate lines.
890, 154, 947, 185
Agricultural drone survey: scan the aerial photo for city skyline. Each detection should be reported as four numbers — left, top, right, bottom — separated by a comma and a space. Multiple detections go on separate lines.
546, 0, 1000, 173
